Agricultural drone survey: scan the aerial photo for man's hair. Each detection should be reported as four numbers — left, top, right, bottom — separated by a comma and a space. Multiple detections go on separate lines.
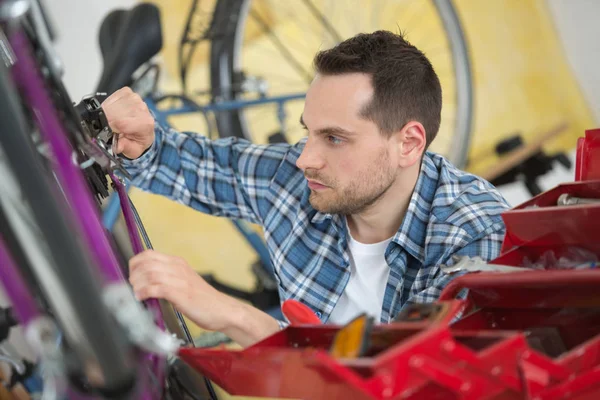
313, 30, 442, 148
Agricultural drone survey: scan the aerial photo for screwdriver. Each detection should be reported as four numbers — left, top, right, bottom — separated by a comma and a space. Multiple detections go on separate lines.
557, 193, 600, 206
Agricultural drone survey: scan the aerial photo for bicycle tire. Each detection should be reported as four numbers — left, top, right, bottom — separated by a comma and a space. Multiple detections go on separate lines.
432, 0, 473, 168
209, 0, 473, 168
209, 0, 249, 140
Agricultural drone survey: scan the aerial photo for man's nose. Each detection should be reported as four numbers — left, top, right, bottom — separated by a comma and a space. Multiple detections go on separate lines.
296, 137, 324, 171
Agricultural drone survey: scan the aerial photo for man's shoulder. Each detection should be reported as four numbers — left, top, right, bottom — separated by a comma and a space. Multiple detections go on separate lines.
259, 140, 310, 214
423, 152, 510, 240
266, 139, 305, 184
224, 137, 305, 185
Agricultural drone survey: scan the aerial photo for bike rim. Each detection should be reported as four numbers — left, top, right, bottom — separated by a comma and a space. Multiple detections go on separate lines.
214, 0, 473, 167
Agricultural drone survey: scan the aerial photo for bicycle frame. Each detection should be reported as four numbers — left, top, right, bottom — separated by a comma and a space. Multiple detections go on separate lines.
147, 92, 306, 129
0, 3, 187, 398
0, 237, 39, 328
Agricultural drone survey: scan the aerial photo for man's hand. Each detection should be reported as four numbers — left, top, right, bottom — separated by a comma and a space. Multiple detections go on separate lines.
102, 87, 155, 159
129, 250, 233, 332
128, 250, 280, 347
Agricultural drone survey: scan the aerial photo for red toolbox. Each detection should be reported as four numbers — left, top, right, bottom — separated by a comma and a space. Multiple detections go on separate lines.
179, 129, 600, 400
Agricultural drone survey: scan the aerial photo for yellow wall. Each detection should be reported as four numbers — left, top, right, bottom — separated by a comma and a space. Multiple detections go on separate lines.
128, 1, 595, 398
458, 0, 595, 175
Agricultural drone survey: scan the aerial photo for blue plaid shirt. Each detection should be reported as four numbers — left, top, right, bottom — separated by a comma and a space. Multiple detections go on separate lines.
122, 123, 510, 324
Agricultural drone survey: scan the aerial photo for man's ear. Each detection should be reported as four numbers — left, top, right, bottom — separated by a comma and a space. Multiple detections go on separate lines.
396, 121, 426, 167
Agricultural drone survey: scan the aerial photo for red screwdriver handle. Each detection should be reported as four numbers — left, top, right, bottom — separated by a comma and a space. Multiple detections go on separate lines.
282, 299, 322, 325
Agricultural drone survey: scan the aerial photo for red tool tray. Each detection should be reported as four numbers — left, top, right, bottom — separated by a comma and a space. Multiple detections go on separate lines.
179, 129, 600, 400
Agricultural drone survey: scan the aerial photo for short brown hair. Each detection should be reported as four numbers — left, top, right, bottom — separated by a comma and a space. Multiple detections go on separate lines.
313, 30, 442, 148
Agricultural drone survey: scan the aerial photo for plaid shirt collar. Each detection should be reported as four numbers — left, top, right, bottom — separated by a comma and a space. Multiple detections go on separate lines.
310, 157, 433, 265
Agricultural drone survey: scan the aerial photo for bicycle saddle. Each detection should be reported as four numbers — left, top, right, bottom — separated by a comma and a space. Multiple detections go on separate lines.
96, 3, 162, 94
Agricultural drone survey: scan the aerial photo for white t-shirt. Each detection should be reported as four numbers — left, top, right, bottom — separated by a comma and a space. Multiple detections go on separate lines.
328, 229, 392, 325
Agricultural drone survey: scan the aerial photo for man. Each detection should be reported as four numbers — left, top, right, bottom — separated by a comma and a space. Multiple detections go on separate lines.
103, 31, 509, 348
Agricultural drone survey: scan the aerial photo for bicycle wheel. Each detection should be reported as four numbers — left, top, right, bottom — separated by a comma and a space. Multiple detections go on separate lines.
0, 49, 136, 393
210, 0, 473, 168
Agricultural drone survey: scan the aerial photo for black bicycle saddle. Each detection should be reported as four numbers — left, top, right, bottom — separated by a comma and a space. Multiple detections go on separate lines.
96, 3, 162, 94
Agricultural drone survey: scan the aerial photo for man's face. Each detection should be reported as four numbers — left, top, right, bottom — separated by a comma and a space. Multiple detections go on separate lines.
296, 73, 399, 215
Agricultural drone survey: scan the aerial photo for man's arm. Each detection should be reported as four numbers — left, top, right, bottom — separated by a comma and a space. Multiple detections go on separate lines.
222, 300, 282, 347
103, 88, 290, 344
129, 250, 281, 348
103, 87, 293, 224
121, 122, 291, 224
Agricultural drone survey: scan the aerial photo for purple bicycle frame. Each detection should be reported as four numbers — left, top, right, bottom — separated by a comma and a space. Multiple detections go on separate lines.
0, 237, 40, 325
4, 22, 166, 400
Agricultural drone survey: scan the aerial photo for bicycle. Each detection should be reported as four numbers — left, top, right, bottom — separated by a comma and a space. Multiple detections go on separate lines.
97, 0, 474, 322
0, 0, 217, 398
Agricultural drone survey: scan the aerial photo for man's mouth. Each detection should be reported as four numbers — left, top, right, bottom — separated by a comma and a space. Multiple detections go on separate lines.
307, 179, 328, 190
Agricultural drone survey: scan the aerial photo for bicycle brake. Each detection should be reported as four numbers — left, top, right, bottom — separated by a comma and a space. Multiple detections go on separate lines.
74, 94, 131, 180
103, 283, 182, 356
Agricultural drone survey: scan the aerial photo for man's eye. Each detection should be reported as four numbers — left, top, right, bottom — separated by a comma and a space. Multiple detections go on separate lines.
328, 135, 343, 145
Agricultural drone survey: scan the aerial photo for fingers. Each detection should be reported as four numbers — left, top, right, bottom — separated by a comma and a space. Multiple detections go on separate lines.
115, 134, 126, 154
130, 269, 181, 301
129, 249, 172, 274
128, 250, 189, 279
108, 116, 145, 136
127, 250, 195, 304
100, 87, 154, 159
101, 86, 133, 108
129, 260, 185, 302
103, 90, 149, 128
105, 106, 151, 130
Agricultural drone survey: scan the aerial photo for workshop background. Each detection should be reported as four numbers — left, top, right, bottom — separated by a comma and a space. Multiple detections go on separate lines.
43, 0, 600, 398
